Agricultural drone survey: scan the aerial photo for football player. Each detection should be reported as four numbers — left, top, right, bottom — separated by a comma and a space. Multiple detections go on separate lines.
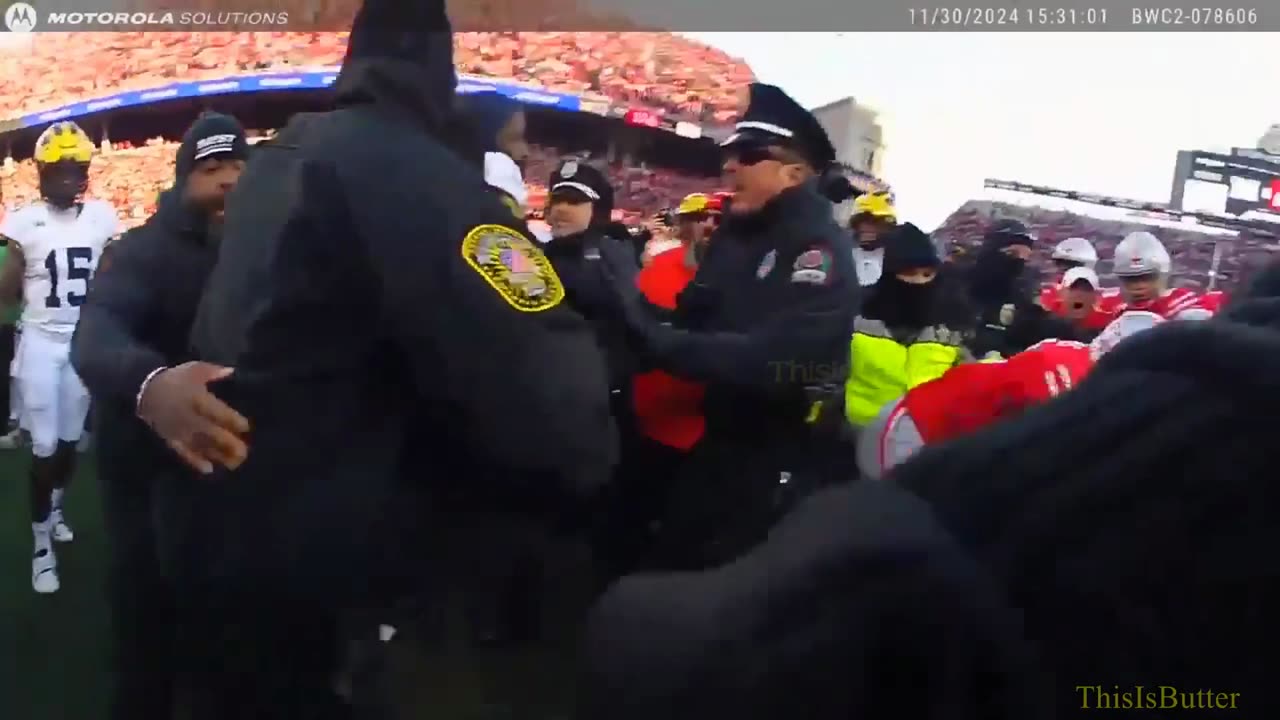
1111, 231, 1214, 320
0, 121, 118, 593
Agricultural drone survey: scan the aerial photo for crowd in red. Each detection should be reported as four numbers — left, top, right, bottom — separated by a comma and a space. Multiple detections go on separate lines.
935, 200, 1275, 292
0, 31, 751, 125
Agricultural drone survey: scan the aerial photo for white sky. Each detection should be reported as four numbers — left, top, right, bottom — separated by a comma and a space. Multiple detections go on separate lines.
683, 32, 1280, 229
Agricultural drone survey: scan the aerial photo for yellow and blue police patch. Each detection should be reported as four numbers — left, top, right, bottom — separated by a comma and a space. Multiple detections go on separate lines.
461, 224, 564, 312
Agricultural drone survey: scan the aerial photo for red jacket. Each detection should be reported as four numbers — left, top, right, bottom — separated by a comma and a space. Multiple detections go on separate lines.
901, 339, 1095, 444
631, 246, 705, 450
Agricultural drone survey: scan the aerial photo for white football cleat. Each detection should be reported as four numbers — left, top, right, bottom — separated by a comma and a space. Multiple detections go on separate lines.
51, 510, 74, 543
32, 547, 59, 594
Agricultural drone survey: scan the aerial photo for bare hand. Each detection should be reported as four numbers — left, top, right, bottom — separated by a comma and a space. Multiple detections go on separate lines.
137, 362, 250, 474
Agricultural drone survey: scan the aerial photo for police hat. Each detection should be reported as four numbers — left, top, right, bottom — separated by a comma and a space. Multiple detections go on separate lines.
549, 158, 613, 206
720, 83, 837, 172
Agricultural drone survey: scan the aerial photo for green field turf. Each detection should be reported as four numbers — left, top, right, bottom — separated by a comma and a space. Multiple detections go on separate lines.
0, 447, 588, 719
0, 448, 111, 719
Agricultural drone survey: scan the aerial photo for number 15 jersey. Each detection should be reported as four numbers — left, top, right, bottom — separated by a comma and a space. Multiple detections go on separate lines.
0, 199, 118, 339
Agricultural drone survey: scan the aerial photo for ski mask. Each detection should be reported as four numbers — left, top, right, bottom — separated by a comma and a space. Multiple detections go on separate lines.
970, 224, 1035, 302
869, 223, 942, 327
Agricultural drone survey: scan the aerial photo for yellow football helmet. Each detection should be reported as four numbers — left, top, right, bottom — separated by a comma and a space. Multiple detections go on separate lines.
34, 121, 94, 166
34, 121, 93, 207
851, 191, 897, 222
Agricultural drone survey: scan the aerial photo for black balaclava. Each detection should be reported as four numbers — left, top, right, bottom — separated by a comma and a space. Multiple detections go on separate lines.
969, 219, 1035, 303
866, 222, 942, 328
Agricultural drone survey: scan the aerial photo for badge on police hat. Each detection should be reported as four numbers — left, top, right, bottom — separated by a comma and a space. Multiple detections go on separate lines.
559, 160, 578, 178
756, 249, 777, 279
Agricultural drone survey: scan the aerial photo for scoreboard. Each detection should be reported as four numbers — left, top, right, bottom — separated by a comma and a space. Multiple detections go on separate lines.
1169, 146, 1280, 217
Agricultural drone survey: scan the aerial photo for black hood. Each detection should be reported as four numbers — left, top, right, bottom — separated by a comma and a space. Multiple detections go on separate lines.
332, 0, 456, 134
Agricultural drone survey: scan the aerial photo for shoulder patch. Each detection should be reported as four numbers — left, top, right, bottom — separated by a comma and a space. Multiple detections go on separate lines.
790, 245, 833, 285
461, 224, 565, 312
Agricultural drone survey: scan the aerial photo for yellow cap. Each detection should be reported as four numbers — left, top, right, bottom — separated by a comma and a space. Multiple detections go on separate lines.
34, 121, 93, 165
852, 191, 896, 221
676, 193, 711, 215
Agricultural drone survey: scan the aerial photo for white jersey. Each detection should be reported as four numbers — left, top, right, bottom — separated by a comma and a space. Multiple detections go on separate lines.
0, 199, 118, 339
852, 245, 884, 287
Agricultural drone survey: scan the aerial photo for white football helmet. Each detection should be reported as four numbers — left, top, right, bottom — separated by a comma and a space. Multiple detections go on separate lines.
1112, 231, 1171, 278
1051, 237, 1098, 268
1089, 310, 1165, 360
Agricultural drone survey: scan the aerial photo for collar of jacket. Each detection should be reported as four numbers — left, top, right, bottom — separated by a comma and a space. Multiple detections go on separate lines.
154, 189, 214, 246
720, 180, 830, 239
543, 229, 601, 257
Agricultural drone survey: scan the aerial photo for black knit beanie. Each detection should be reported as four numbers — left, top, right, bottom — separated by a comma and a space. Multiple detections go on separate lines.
883, 222, 940, 275
174, 112, 248, 181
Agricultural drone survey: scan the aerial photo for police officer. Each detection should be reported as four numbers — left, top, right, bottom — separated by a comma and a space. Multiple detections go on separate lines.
180, 1, 617, 716
70, 112, 250, 720
600, 83, 859, 570
543, 159, 639, 394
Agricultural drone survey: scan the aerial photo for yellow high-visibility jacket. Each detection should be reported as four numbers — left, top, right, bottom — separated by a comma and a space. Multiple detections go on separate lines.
844, 316, 971, 426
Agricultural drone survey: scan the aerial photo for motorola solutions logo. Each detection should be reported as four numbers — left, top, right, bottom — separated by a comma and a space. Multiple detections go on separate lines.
4, 2, 38, 32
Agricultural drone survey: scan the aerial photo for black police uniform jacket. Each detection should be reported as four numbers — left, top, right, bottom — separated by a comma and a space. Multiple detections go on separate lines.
543, 227, 640, 391
184, 22, 616, 608
639, 181, 858, 567
71, 191, 220, 541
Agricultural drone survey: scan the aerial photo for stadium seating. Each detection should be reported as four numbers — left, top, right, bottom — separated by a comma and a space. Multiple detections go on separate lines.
936, 199, 1275, 292
0, 139, 715, 230
0, 32, 752, 125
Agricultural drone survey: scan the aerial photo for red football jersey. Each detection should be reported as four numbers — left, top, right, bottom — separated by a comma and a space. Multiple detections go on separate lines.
1200, 290, 1227, 313
1115, 287, 1211, 320
901, 340, 1095, 444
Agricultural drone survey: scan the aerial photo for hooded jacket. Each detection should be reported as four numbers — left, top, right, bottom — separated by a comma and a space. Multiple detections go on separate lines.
185, 0, 615, 607
965, 235, 1077, 358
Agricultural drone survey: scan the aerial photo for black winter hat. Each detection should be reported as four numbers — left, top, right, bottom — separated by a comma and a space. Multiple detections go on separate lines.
982, 218, 1035, 249
174, 112, 248, 181
549, 158, 615, 226
883, 222, 940, 275
894, 263, 1280, 715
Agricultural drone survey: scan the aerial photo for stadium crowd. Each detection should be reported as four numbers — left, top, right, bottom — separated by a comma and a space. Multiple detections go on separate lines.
0, 31, 751, 125
0, 139, 715, 229
5, 146, 1269, 290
